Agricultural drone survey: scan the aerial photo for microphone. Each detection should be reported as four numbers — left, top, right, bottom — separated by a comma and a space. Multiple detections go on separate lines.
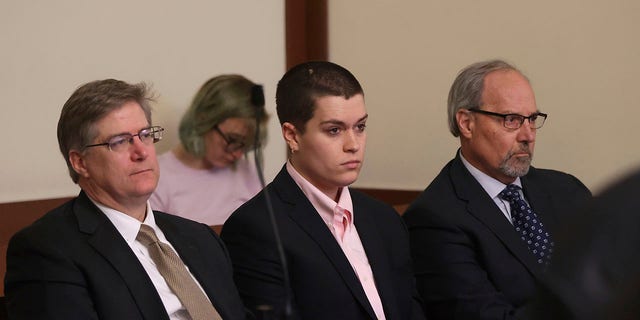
251, 84, 266, 110
250, 84, 294, 319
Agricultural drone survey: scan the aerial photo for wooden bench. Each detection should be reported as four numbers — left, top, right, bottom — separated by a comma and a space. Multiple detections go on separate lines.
0, 198, 72, 296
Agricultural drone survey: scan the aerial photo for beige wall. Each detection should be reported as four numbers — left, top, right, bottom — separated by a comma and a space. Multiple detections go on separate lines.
0, 1, 286, 203
5, 1, 639, 203
329, 0, 640, 193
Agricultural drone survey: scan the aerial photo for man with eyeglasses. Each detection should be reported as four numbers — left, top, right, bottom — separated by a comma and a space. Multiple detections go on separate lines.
403, 59, 592, 320
4, 79, 247, 319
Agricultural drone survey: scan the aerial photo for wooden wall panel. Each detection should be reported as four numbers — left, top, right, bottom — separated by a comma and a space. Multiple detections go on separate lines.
0, 197, 73, 295
285, 0, 328, 68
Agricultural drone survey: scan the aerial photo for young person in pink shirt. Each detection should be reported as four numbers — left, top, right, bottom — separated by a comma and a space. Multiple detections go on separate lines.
221, 61, 425, 320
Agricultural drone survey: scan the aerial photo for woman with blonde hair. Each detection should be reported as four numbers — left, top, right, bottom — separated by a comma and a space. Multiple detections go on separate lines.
151, 74, 268, 225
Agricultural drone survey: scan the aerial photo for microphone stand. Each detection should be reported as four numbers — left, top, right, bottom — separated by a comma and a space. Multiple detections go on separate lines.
251, 85, 293, 319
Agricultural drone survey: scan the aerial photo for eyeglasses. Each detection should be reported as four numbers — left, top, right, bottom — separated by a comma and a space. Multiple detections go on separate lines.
213, 125, 247, 152
83, 126, 164, 152
468, 108, 547, 129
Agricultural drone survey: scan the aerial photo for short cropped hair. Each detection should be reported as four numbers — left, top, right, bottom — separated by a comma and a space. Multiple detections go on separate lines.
57, 79, 154, 183
179, 74, 269, 157
448, 59, 523, 137
276, 61, 363, 133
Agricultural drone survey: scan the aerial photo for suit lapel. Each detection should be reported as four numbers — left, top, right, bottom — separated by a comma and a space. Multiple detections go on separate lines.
154, 215, 207, 286
74, 192, 169, 320
449, 156, 545, 280
352, 194, 400, 319
273, 169, 378, 319
155, 214, 231, 318
521, 173, 558, 233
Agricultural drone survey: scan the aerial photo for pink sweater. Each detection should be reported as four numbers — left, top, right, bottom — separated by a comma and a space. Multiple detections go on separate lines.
150, 152, 262, 225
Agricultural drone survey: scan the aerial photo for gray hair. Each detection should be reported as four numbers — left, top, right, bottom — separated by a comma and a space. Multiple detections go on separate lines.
447, 59, 521, 137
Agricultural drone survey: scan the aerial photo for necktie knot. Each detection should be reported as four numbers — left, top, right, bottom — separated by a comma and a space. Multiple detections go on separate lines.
136, 224, 159, 246
499, 184, 522, 203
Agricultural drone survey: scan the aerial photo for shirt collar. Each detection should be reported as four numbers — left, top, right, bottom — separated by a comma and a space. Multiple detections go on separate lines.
286, 161, 354, 227
459, 150, 522, 199
90, 198, 159, 244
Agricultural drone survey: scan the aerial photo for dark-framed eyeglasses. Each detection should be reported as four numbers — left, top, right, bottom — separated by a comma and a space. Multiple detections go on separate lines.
213, 125, 247, 153
83, 126, 164, 152
468, 108, 547, 129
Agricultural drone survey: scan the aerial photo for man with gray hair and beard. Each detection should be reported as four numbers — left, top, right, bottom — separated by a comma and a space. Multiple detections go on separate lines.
403, 59, 591, 320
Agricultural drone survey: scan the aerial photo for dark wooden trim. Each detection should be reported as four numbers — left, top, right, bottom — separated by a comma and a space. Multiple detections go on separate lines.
0, 197, 73, 240
0, 197, 73, 295
211, 224, 223, 235
285, 0, 328, 69
353, 188, 421, 206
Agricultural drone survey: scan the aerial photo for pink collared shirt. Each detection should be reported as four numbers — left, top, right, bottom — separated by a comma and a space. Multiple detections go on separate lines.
286, 161, 386, 320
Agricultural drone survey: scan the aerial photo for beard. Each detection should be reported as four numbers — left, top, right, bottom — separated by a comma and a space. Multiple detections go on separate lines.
499, 145, 533, 178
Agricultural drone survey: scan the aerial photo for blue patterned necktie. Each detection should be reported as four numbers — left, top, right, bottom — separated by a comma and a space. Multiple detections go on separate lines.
499, 184, 554, 266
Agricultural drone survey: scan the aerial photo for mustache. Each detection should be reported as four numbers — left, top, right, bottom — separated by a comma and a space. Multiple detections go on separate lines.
508, 145, 532, 158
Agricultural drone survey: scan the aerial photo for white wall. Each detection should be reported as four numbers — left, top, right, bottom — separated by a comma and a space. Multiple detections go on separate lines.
329, 0, 640, 193
0, 1, 286, 203
6, 1, 638, 203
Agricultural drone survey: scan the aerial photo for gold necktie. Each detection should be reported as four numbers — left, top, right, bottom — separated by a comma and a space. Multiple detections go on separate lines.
137, 224, 222, 320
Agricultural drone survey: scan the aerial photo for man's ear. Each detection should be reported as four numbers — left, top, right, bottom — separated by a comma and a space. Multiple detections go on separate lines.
456, 109, 474, 138
69, 150, 91, 179
282, 122, 300, 153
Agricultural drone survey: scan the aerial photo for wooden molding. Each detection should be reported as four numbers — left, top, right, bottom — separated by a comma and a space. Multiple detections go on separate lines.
285, 0, 328, 69
353, 187, 421, 206
0, 197, 73, 295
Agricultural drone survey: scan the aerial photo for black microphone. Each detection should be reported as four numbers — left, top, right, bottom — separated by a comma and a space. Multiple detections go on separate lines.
251, 84, 265, 110
250, 84, 294, 319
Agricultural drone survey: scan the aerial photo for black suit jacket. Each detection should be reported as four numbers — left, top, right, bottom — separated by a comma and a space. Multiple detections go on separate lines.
221, 166, 425, 320
403, 153, 591, 320
525, 169, 640, 320
4, 191, 247, 320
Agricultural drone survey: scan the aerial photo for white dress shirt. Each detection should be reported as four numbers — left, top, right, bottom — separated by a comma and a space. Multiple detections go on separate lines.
459, 152, 528, 224
93, 200, 207, 320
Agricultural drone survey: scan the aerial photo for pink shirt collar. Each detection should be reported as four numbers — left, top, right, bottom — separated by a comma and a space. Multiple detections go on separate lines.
285, 161, 385, 319
286, 161, 354, 229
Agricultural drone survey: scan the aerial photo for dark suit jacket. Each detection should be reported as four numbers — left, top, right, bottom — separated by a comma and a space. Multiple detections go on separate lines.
525, 169, 640, 320
403, 153, 591, 320
221, 166, 425, 320
4, 191, 247, 320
